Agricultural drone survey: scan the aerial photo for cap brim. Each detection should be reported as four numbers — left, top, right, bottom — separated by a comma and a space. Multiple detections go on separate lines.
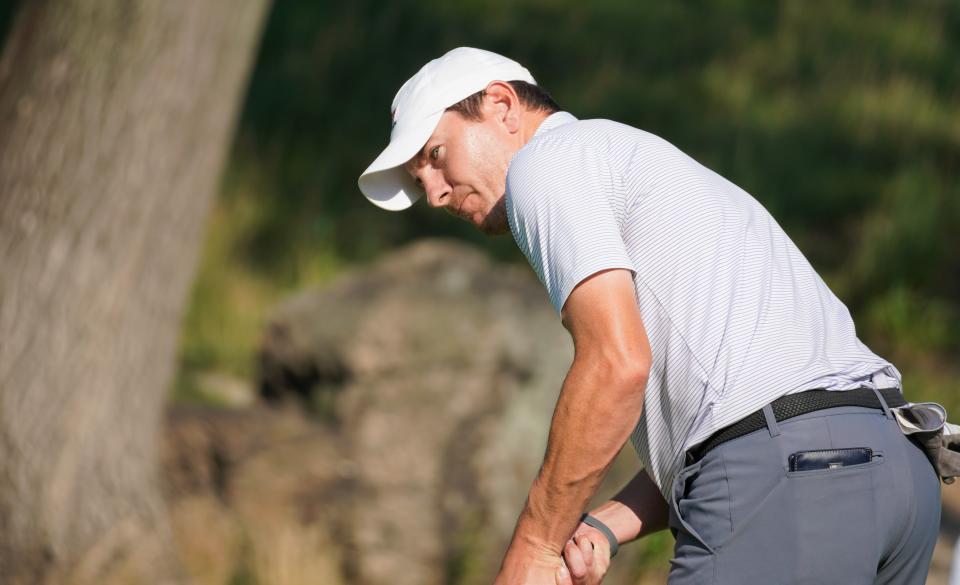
358, 111, 441, 211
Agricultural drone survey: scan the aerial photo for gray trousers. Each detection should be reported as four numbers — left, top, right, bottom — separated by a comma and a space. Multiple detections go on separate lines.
667, 395, 942, 584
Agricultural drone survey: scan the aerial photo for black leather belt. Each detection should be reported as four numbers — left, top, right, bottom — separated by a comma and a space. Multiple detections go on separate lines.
684, 386, 906, 466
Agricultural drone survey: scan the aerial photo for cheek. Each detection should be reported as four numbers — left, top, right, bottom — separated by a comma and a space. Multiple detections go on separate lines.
459, 128, 507, 188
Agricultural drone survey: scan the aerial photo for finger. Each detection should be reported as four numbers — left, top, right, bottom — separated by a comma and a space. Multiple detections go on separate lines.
584, 529, 611, 563
564, 539, 588, 581
575, 533, 594, 567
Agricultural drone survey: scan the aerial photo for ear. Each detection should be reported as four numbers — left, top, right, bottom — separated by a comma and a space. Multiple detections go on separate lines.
481, 81, 522, 134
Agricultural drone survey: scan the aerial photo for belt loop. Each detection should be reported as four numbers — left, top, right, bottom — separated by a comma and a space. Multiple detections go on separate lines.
871, 386, 895, 420
762, 403, 781, 437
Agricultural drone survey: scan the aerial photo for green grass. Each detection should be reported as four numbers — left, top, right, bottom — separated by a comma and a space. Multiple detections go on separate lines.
173, 160, 342, 404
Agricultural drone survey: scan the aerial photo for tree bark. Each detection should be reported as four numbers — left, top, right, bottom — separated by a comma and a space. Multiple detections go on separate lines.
0, 0, 270, 582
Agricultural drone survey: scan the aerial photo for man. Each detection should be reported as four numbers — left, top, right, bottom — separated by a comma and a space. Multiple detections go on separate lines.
357, 47, 942, 585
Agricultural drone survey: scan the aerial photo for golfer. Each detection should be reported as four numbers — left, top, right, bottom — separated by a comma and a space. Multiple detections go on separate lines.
358, 47, 942, 584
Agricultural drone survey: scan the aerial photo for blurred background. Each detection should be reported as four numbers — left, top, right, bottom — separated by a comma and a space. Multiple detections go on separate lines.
0, 1, 957, 584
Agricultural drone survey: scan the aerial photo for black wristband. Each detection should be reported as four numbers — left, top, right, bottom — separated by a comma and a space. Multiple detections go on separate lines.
579, 513, 619, 558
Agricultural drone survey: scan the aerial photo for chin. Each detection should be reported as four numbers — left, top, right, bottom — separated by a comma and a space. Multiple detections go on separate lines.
475, 197, 509, 235
477, 211, 509, 236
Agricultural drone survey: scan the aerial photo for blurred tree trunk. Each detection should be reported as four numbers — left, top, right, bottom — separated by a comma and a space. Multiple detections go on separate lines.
0, 0, 269, 583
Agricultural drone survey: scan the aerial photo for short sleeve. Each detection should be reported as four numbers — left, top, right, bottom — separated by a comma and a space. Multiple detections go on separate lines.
506, 136, 636, 315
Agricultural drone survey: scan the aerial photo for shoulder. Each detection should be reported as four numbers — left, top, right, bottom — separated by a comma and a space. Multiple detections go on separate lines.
508, 118, 674, 184
517, 118, 629, 159
507, 120, 620, 197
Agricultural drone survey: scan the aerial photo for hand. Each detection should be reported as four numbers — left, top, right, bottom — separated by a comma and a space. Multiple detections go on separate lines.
556, 525, 612, 585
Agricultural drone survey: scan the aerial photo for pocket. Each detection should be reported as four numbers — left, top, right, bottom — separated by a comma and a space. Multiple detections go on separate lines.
784, 450, 885, 478
713, 443, 884, 583
779, 448, 881, 572
674, 446, 790, 555
670, 452, 733, 556
785, 449, 885, 478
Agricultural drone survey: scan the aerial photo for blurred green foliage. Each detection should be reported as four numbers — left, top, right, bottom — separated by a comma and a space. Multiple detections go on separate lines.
178, 0, 957, 410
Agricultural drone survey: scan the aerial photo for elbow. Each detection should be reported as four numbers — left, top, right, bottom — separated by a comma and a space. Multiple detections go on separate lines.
604, 362, 648, 430
574, 343, 650, 398
613, 345, 651, 390
629, 364, 650, 388
605, 356, 649, 397
616, 363, 649, 395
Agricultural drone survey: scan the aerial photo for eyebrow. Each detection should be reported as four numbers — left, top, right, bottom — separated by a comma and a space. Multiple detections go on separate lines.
417, 141, 434, 163
404, 153, 424, 179
406, 142, 433, 174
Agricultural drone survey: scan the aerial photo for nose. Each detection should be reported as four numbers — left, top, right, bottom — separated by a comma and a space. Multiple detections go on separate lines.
418, 168, 451, 208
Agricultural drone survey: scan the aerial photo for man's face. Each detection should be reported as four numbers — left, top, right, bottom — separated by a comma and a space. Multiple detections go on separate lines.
403, 109, 513, 236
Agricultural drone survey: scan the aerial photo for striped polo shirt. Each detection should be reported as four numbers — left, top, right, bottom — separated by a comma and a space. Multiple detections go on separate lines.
505, 111, 902, 502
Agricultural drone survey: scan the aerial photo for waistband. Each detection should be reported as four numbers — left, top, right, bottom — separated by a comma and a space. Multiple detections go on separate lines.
684, 387, 906, 466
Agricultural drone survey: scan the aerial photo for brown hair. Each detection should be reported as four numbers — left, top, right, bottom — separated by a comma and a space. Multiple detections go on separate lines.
445, 80, 560, 121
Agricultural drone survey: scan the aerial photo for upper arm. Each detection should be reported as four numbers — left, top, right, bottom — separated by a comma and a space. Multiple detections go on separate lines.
506, 138, 649, 375
561, 267, 651, 376
507, 138, 636, 315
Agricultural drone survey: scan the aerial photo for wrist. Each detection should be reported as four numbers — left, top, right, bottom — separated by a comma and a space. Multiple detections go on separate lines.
587, 500, 643, 544
513, 480, 573, 557
509, 508, 565, 559
580, 513, 620, 558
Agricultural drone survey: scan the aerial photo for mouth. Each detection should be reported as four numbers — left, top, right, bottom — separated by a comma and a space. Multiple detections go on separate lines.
455, 193, 470, 219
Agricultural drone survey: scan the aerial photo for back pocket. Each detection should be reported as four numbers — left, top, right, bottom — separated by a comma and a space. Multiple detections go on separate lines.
788, 447, 872, 472
786, 449, 884, 478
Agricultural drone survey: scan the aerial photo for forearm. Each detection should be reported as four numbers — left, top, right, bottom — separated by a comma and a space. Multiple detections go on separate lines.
589, 468, 670, 544
506, 357, 647, 558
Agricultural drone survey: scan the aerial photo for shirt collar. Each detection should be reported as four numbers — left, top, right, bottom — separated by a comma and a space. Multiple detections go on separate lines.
531, 110, 578, 139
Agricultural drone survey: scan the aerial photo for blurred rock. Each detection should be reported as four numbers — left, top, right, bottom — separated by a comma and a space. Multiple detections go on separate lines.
164, 238, 648, 585
164, 404, 347, 585
258, 238, 575, 585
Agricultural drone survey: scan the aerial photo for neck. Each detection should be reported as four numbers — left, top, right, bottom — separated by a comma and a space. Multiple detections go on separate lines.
517, 109, 553, 147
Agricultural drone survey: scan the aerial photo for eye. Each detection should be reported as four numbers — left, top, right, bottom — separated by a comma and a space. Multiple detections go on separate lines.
430, 146, 442, 161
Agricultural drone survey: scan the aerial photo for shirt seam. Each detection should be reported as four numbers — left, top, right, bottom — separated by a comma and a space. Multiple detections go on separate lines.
632, 274, 712, 384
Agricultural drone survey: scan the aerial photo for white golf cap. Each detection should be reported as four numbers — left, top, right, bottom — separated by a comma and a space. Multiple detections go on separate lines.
357, 47, 537, 211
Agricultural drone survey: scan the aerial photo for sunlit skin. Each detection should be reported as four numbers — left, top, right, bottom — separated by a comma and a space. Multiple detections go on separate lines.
403, 81, 551, 235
